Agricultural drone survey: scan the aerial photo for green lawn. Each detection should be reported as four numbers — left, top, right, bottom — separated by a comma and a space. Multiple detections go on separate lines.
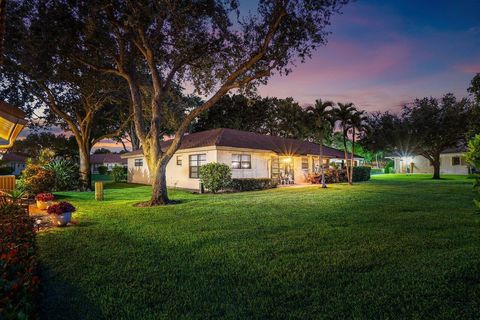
37, 174, 480, 319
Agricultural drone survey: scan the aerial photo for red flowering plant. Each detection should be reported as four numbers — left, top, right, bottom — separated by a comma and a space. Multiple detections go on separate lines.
35, 193, 55, 202
47, 202, 76, 215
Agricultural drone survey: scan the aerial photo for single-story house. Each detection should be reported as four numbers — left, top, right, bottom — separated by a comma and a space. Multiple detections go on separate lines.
121, 128, 363, 190
1, 152, 27, 175
388, 146, 471, 175
90, 153, 128, 174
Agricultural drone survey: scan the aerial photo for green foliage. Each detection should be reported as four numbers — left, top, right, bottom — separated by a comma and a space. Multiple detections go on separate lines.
20, 164, 56, 195
465, 134, 480, 169
352, 166, 371, 182
11, 132, 78, 161
199, 163, 232, 193
0, 204, 39, 319
97, 166, 108, 175
370, 168, 384, 174
110, 166, 127, 183
229, 178, 278, 192
44, 159, 79, 191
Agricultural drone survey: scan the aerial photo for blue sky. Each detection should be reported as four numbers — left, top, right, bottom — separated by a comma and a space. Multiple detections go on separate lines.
247, 0, 480, 112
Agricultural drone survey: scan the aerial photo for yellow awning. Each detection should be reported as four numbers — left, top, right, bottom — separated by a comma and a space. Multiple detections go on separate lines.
0, 100, 27, 149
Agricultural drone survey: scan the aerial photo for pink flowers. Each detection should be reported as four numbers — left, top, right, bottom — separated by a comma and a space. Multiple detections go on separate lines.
35, 193, 55, 202
47, 202, 76, 215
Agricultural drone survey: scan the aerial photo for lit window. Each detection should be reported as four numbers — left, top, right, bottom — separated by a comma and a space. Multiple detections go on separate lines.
301, 157, 308, 170
452, 156, 460, 166
189, 154, 206, 178
232, 154, 251, 169
134, 159, 143, 167
176, 155, 182, 166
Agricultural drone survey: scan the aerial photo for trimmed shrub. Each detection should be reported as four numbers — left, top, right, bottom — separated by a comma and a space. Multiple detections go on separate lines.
199, 163, 232, 193
0, 166, 14, 175
230, 178, 278, 192
20, 164, 56, 196
97, 165, 108, 175
352, 166, 371, 182
110, 166, 127, 183
0, 204, 39, 319
44, 159, 79, 191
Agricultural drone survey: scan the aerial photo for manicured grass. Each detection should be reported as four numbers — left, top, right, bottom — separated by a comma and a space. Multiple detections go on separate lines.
37, 174, 480, 319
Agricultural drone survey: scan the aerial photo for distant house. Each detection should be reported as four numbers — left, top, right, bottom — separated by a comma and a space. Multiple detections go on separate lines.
90, 153, 127, 174
121, 128, 363, 190
2, 152, 27, 175
388, 145, 471, 175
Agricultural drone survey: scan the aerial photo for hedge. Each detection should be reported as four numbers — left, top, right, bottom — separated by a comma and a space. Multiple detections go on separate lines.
0, 204, 39, 319
352, 166, 371, 182
230, 178, 278, 192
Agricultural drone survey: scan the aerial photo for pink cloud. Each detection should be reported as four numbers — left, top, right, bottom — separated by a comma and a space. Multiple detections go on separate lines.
455, 64, 480, 74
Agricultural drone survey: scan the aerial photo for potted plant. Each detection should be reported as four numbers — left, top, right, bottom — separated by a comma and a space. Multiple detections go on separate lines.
47, 201, 76, 226
35, 193, 55, 210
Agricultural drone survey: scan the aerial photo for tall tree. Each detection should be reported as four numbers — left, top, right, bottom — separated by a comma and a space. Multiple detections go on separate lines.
467, 73, 480, 139
11, 132, 79, 160
333, 102, 355, 183
59, 0, 349, 205
2, 1, 131, 189
348, 109, 367, 184
403, 94, 470, 179
306, 99, 334, 188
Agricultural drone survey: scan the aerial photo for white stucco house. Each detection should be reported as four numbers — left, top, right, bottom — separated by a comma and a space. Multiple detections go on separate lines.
388, 146, 472, 175
121, 128, 363, 190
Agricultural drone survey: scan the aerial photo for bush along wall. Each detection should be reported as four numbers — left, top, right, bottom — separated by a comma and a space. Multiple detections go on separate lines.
308, 167, 371, 184
0, 204, 39, 319
230, 178, 278, 192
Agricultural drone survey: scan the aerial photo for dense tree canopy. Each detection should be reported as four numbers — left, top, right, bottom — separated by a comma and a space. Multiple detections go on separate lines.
10, 132, 78, 160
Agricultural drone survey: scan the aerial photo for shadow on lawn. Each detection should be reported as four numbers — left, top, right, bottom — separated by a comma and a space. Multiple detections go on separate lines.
39, 265, 104, 320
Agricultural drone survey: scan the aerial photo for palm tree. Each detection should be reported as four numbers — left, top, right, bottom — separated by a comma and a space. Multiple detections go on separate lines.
306, 99, 334, 188
333, 102, 356, 184
348, 110, 368, 184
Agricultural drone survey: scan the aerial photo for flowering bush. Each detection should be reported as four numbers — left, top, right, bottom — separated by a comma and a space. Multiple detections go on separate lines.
35, 193, 55, 202
20, 164, 56, 196
0, 204, 39, 318
47, 202, 76, 215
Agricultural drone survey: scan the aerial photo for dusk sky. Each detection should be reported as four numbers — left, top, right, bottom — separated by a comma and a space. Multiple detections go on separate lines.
253, 0, 480, 112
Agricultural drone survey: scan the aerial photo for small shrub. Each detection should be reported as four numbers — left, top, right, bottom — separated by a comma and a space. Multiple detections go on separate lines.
466, 134, 480, 211
97, 165, 108, 175
0, 166, 14, 175
20, 164, 56, 196
199, 163, 232, 193
110, 166, 127, 182
0, 204, 39, 319
44, 159, 79, 191
230, 178, 278, 192
352, 166, 371, 182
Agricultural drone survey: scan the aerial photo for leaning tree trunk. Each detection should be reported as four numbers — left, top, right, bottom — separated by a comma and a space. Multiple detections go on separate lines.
78, 144, 91, 191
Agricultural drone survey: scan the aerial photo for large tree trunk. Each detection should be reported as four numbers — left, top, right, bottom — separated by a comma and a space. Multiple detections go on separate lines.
432, 156, 441, 180
149, 160, 169, 205
78, 144, 91, 191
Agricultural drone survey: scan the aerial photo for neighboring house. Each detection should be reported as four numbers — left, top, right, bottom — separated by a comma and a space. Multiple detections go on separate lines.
90, 153, 128, 174
121, 128, 363, 190
388, 145, 471, 175
2, 152, 27, 175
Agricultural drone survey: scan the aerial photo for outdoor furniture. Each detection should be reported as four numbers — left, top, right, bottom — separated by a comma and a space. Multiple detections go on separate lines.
0, 175, 15, 193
